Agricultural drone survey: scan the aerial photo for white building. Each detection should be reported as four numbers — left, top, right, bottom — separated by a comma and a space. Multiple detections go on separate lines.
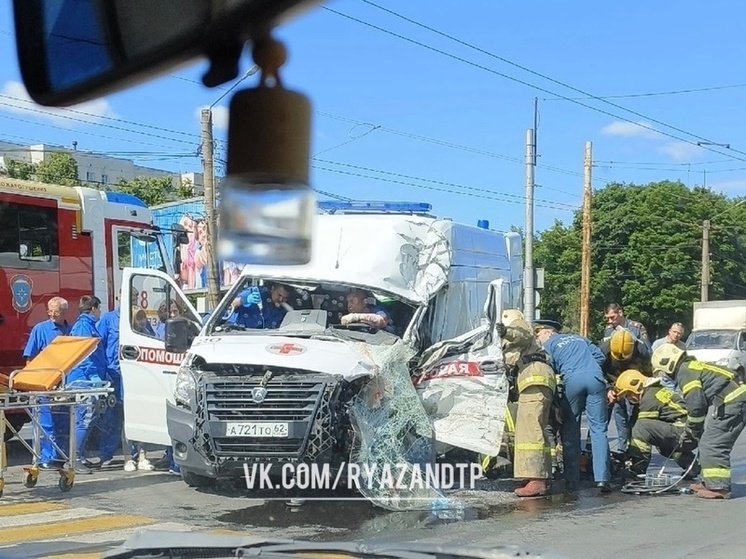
0, 142, 202, 193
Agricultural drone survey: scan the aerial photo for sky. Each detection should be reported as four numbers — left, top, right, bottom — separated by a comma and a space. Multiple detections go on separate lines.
1, 0, 745, 234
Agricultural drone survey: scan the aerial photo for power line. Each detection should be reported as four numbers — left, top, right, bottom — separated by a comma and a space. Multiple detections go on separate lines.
170, 74, 605, 191
0, 98, 198, 147
541, 83, 746, 100
313, 159, 578, 211
0, 113, 195, 152
339, 2, 746, 163
595, 159, 733, 167
0, 94, 200, 142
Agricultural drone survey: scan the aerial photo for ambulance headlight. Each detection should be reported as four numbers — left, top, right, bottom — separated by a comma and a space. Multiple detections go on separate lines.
174, 364, 196, 410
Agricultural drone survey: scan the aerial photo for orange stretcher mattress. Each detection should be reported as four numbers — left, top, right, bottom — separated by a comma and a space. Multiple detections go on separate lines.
9, 336, 100, 392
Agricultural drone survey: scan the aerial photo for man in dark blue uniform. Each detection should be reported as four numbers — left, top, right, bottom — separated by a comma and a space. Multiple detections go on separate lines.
341, 289, 394, 333
64, 295, 107, 474
229, 283, 292, 329
535, 319, 611, 493
22, 296, 71, 467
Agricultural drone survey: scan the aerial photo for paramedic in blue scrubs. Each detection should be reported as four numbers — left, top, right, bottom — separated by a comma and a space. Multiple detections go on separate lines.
22, 296, 71, 467
341, 289, 394, 333
64, 295, 107, 474
229, 283, 292, 329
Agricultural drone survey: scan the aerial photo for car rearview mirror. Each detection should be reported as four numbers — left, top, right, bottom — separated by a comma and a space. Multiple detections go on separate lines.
12, 0, 320, 107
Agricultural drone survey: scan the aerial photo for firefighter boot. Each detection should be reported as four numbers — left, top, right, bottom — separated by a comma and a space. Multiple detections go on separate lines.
514, 479, 549, 497
696, 488, 732, 500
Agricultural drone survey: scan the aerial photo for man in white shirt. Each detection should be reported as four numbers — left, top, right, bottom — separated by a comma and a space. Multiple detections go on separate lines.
652, 322, 686, 351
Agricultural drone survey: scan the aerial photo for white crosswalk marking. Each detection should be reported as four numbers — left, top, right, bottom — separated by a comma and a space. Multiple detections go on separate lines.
0, 498, 249, 558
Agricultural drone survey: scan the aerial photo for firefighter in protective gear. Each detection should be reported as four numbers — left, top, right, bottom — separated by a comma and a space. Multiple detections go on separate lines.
614, 369, 699, 478
501, 312, 557, 497
597, 328, 653, 453
652, 343, 746, 499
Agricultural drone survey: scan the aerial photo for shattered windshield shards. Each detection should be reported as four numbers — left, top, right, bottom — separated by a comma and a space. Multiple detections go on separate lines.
348, 340, 450, 511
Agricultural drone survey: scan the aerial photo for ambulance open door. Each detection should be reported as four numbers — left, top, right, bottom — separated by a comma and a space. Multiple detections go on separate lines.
119, 267, 201, 446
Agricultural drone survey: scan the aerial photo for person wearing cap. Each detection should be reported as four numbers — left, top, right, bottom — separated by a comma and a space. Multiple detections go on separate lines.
534, 319, 611, 493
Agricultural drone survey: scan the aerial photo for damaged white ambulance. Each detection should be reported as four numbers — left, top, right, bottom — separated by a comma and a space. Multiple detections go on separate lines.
118, 201, 522, 494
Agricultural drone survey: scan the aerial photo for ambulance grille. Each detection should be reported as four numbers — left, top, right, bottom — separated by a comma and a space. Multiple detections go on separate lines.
197, 372, 337, 460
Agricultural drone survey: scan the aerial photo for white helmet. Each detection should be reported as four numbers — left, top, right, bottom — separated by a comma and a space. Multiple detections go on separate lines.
651, 343, 686, 376
501, 309, 525, 328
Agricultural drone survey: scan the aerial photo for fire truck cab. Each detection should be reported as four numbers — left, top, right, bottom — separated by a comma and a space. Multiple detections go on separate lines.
0, 176, 174, 380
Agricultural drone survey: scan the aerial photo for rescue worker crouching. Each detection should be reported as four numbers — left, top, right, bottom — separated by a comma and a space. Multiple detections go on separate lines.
614, 369, 699, 480
652, 343, 746, 499
499, 310, 557, 497
599, 328, 653, 453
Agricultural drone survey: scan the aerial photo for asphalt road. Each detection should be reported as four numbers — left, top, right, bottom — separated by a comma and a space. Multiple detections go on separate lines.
0, 427, 744, 559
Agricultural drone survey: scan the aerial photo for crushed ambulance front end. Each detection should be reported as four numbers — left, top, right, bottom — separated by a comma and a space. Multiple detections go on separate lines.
166, 334, 381, 482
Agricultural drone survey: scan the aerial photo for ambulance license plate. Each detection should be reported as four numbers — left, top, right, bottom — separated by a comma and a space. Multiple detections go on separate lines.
225, 422, 289, 438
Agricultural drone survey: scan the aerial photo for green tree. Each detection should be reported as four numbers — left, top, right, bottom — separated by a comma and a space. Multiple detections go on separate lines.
3, 159, 36, 180
114, 176, 194, 206
35, 152, 80, 186
534, 180, 746, 341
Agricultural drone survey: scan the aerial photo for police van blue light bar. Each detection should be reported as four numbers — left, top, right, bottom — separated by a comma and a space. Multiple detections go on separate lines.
104, 192, 148, 208
318, 201, 432, 214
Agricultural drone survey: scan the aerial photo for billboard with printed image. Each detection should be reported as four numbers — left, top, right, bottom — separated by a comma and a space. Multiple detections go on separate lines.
140, 198, 247, 290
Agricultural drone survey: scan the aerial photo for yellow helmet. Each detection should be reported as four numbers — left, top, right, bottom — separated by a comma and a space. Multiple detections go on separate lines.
501, 309, 525, 327
651, 343, 686, 376
609, 328, 635, 361
615, 369, 647, 398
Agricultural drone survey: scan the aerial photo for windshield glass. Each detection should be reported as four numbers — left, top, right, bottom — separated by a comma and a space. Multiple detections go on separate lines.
120, 229, 168, 273
685, 330, 738, 350
206, 275, 415, 340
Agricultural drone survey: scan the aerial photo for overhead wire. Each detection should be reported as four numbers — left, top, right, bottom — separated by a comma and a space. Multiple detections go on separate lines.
541, 83, 746, 100
167, 75, 602, 192
0, 113, 195, 151
330, 2, 746, 163
0, 98, 197, 146
312, 160, 577, 212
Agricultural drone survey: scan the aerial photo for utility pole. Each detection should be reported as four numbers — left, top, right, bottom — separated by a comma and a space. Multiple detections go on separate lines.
701, 219, 710, 302
523, 128, 535, 322
533, 97, 539, 165
579, 141, 593, 337
201, 108, 221, 310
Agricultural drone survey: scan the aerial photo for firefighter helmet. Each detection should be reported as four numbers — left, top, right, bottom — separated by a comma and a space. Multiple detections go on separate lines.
614, 369, 647, 398
651, 343, 686, 376
501, 309, 525, 327
502, 318, 540, 367
609, 328, 636, 361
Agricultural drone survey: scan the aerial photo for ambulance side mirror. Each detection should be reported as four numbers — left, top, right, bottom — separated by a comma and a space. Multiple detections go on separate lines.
165, 317, 190, 354
172, 223, 189, 246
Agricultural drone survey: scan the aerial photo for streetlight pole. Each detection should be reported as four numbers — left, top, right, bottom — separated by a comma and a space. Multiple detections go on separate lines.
201, 64, 259, 309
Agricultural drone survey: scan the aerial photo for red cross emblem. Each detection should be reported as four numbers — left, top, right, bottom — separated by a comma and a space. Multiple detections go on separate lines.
266, 343, 307, 355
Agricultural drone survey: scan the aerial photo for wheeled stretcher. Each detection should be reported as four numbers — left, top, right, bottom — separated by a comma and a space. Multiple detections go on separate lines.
0, 336, 115, 497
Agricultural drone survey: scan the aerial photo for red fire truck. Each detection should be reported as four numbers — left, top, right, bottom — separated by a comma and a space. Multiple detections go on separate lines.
0, 176, 174, 435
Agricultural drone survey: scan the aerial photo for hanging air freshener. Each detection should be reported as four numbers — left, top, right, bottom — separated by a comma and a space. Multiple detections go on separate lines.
218, 35, 315, 266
